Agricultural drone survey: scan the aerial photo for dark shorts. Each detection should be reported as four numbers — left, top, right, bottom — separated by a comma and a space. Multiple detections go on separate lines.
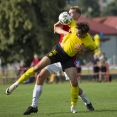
100, 66, 106, 72
77, 67, 81, 73
77, 67, 81, 76
93, 66, 99, 73
46, 44, 76, 71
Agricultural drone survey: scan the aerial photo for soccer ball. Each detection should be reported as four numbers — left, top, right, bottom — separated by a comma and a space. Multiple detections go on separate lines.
59, 12, 72, 25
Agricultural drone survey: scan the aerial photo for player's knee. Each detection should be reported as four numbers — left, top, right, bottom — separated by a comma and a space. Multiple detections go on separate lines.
36, 74, 44, 85
71, 79, 78, 87
33, 65, 40, 72
79, 88, 83, 95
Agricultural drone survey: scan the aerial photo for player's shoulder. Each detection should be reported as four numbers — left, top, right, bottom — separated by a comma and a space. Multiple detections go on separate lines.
87, 33, 94, 40
68, 19, 76, 27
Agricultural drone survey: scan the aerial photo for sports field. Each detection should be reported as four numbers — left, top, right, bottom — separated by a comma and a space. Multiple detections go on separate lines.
0, 81, 117, 117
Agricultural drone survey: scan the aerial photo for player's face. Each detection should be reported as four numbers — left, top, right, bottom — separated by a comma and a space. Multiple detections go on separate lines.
69, 9, 80, 21
76, 29, 87, 38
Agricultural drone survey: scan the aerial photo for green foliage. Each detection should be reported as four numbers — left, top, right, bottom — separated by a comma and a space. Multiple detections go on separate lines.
36, 0, 65, 54
101, 0, 117, 16
0, 0, 39, 64
0, 0, 66, 65
78, 0, 100, 18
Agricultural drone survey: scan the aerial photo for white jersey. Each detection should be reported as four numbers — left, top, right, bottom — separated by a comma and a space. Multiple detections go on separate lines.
45, 62, 69, 80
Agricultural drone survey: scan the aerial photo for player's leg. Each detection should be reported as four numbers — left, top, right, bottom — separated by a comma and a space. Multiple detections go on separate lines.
23, 68, 50, 115
79, 88, 94, 111
65, 67, 79, 113
69, 80, 94, 111
6, 56, 51, 95
23, 63, 62, 115
64, 72, 94, 111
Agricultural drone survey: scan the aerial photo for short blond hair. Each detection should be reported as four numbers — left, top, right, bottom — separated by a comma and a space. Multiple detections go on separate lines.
70, 6, 82, 15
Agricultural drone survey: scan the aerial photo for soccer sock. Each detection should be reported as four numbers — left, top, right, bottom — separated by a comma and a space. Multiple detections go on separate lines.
17, 67, 35, 84
71, 86, 78, 106
79, 90, 90, 105
31, 85, 43, 108
13, 81, 19, 86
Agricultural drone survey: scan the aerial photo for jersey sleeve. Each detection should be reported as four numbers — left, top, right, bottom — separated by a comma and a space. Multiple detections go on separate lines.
90, 41, 97, 50
88, 34, 97, 50
68, 19, 76, 28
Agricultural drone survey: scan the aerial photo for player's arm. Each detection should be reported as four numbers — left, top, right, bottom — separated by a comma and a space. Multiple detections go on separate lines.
74, 44, 96, 55
54, 21, 69, 35
83, 44, 97, 55
84, 37, 97, 55
74, 43, 86, 54
84, 49, 94, 55
30, 62, 34, 67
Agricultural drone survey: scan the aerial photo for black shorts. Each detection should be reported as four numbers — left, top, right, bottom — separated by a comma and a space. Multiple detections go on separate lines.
100, 66, 106, 72
46, 44, 75, 71
93, 66, 99, 73
77, 67, 81, 73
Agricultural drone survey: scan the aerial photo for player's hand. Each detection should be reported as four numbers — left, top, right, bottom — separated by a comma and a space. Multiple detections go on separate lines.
74, 43, 85, 54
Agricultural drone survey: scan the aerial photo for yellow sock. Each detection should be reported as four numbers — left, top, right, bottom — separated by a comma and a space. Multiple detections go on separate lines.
17, 67, 35, 84
50, 74, 55, 83
71, 86, 79, 106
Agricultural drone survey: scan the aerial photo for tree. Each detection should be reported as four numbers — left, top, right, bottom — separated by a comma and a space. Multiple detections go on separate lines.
0, 0, 66, 65
101, 0, 117, 16
0, 0, 39, 65
78, 0, 100, 18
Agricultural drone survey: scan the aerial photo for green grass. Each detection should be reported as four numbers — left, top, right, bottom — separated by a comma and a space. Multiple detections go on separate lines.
0, 81, 117, 117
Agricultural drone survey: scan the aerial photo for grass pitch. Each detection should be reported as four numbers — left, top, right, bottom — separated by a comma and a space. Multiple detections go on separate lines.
0, 81, 117, 117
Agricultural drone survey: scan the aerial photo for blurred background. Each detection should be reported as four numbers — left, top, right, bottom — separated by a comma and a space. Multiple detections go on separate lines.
0, 0, 117, 84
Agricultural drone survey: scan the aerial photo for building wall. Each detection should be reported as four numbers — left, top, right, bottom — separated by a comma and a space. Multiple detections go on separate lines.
101, 35, 117, 62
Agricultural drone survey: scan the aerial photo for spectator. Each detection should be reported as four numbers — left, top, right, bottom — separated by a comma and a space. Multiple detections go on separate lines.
16, 61, 26, 79
88, 54, 100, 81
24, 54, 41, 84
30, 54, 41, 80
30, 54, 41, 67
99, 52, 107, 82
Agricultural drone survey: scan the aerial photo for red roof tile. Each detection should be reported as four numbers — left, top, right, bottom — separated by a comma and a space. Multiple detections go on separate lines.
93, 16, 117, 29
79, 16, 117, 35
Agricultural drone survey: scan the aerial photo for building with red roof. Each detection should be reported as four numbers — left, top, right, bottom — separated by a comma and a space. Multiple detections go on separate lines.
78, 16, 117, 62
79, 16, 117, 35
93, 16, 117, 30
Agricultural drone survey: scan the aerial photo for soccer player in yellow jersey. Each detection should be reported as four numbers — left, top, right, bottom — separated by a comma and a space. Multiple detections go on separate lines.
6, 6, 95, 115
61, 20, 96, 56
6, 19, 96, 114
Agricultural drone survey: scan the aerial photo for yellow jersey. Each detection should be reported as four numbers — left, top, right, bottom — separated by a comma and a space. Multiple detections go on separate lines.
61, 19, 96, 57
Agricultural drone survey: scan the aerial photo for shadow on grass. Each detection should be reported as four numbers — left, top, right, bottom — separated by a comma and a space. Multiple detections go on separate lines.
38, 111, 75, 115
93, 109, 117, 112
38, 109, 117, 115
79, 109, 117, 113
